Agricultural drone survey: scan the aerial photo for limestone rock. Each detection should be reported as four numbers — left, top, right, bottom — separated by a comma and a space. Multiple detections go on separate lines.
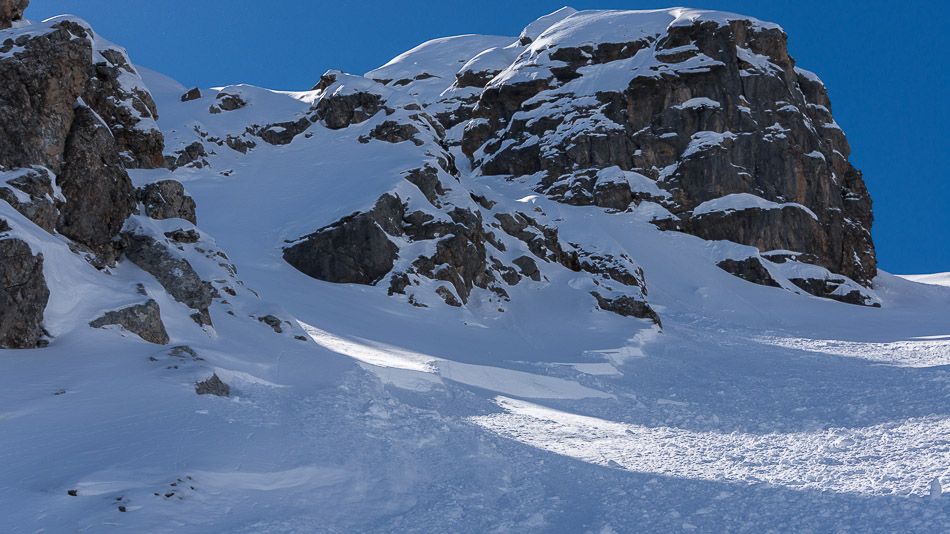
0, 0, 27, 29
283, 195, 401, 286
164, 141, 207, 170
195, 373, 229, 397
136, 180, 197, 224
717, 257, 781, 288
122, 233, 215, 326
0, 235, 49, 348
89, 299, 169, 344
55, 105, 136, 251
0, 166, 59, 232
458, 11, 877, 293
180, 87, 201, 102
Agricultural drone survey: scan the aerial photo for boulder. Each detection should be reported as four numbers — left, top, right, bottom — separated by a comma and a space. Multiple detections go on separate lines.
0, 235, 49, 348
459, 11, 877, 291
283, 195, 401, 286
89, 299, 169, 344
136, 180, 197, 224
122, 233, 215, 326
0, 0, 27, 29
180, 87, 201, 102
195, 373, 229, 397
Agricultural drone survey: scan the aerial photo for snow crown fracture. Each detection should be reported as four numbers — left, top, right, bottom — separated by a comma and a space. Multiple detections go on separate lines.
0, 2, 878, 349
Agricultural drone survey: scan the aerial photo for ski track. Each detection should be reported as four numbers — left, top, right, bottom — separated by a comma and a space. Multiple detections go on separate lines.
472, 397, 950, 498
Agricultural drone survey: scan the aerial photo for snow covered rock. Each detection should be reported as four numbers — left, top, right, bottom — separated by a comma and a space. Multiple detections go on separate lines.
121, 231, 216, 326
195, 372, 229, 397
136, 179, 197, 224
88, 299, 169, 344
56, 104, 136, 254
425, 9, 875, 297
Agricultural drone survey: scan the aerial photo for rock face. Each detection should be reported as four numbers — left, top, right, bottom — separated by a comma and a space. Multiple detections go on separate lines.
89, 299, 169, 344
455, 10, 875, 292
0, 15, 164, 173
56, 105, 136, 251
0, 8, 219, 348
122, 233, 215, 326
0, 0, 26, 30
0, 231, 49, 348
136, 180, 197, 224
284, 196, 400, 286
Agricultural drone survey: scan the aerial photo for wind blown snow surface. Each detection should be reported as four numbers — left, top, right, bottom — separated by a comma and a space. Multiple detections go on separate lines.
3, 10, 950, 534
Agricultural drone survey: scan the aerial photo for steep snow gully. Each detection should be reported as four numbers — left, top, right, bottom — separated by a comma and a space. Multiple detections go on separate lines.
2, 4, 950, 533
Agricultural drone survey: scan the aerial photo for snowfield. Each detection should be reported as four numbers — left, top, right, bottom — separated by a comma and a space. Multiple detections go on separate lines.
2, 8, 950, 534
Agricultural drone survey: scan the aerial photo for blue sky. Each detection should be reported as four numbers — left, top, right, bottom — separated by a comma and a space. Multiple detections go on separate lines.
25, 1, 949, 275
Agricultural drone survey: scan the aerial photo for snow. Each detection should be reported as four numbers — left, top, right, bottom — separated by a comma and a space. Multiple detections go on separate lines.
366, 34, 515, 103
676, 97, 721, 109
693, 192, 819, 220
900, 272, 950, 287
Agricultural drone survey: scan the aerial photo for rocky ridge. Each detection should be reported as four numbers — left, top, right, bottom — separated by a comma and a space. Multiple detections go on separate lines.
0, 1, 277, 349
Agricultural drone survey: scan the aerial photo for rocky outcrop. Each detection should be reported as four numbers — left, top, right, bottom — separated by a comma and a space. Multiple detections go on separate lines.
136, 180, 197, 224
209, 91, 246, 113
56, 105, 136, 251
122, 233, 215, 326
164, 141, 208, 170
0, 0, 27, 29
89, 299, 169, 344
284, 195, 401, 286
0, 166, 59, 232
716, 257, 780, 288
180, 87, 201, 102
0, 232, 49, 348
195, 373, 229, 396
449, 10, 875, 296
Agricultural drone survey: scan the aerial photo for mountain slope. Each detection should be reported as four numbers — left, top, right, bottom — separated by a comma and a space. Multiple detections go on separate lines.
2, 4, 950, 533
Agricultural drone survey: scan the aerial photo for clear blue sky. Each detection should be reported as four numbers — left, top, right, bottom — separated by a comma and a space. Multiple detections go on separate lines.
25, 1, 949, 275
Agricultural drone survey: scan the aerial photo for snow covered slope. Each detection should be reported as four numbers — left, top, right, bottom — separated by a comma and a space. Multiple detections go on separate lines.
2, 5, 950, 533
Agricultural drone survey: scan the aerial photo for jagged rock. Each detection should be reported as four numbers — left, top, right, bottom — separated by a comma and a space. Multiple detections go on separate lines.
435, 286, 462, 307
283, 195, 401, 285
459, 10, 876, 292
403, 165, 447, 206
0, 235, 49, 348
170, 345, 199, 360
311, 73, 385, 129
136, 180, 197, 224
164, 141, 207, 170
224, 135, 256, 154
164, 228, 200, 243
358, 121, 423, 146
0, 17, 164, 171
80, 47, 165, 169
122, 232, 214, 326
89, 299, 169, 344
209, 92, 245, 113
195, 373, 229, 397
512, 255, 541, 281
180, 87, 201, 102
0, 167, 59, 232
788, 276, 879, 307
257, 314, 283, 333
591, 291, 661, 326
56, 105, 136, 251
257, 117, 312, 145
717, 257, 780, 288
0, 0, 27, 29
